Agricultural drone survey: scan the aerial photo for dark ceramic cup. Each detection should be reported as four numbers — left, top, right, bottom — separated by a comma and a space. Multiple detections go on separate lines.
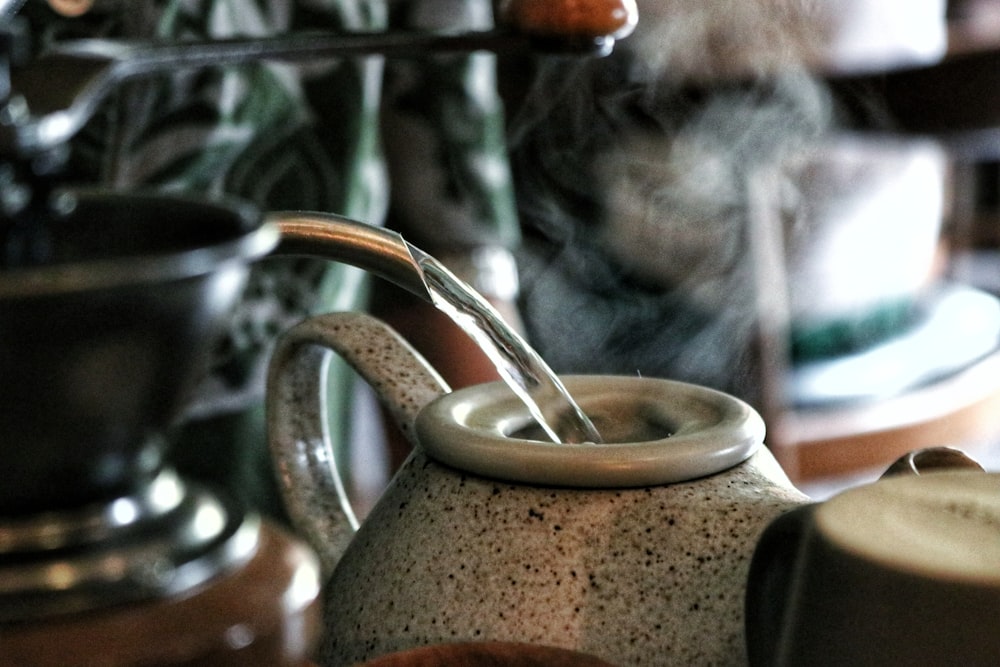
746, 470, 1000, 667
0, 189, 412, 624
0, 191, 275, 516
0, 189, 417, 518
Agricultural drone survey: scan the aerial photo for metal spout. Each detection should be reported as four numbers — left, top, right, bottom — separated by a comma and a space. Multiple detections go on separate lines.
269, 212, 433, 303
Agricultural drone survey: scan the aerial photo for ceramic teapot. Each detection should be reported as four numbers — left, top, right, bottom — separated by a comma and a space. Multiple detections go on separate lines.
267, 311, 811, 666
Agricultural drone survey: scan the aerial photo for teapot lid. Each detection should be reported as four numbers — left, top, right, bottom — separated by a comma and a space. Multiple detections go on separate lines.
416, 375, 763, 488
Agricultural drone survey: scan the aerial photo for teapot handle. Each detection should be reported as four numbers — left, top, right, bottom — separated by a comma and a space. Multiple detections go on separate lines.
266, 311, 450, 576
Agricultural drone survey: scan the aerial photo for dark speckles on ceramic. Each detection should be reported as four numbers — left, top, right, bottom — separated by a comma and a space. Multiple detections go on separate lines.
267, 312, 449, 576
318, 448, 806, 667
267, 313, 810, 667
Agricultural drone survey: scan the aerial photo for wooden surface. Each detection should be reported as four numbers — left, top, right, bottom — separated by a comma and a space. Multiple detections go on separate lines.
1, 521, 322, 666
772, 348, 1000, 482
355, 642, 616, 667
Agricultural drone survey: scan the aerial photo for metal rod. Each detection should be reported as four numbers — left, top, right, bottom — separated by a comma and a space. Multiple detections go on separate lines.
8, 29, 611, 154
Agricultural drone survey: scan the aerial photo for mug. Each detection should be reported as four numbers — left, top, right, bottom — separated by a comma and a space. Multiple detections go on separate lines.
746, 469, 1000, 667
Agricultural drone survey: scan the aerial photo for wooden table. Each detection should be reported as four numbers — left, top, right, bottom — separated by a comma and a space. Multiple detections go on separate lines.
771, 347, 1000, 483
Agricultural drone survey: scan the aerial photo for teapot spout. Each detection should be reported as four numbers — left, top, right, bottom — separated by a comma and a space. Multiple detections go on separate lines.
269, 212, 433, 302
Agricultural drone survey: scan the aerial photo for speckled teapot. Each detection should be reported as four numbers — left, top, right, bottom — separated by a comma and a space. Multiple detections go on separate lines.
267, 311, 810, 667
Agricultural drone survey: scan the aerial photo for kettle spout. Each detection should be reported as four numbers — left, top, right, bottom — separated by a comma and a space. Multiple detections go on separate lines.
270, 212, 433, 302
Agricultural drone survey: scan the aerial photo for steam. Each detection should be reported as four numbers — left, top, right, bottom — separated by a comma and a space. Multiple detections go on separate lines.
506, 0, 841, 405
624, 0, 832, 83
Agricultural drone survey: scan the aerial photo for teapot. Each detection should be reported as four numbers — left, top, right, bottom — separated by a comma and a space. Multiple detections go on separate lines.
267, 310, 812, 666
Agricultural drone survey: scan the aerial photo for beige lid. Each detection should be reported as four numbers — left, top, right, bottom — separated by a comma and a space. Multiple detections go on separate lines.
416, 375, 763, 488
818, 471, 1000, 584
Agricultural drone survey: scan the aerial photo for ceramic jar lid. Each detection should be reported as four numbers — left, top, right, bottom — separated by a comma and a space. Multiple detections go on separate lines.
416, 375, 764, 488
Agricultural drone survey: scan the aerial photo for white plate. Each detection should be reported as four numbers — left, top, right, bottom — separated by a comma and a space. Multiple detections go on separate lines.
789, 284, 1000, 406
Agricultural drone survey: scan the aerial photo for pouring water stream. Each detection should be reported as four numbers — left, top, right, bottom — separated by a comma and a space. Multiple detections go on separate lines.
273, 213, 602, 445
416, 252, 602, 444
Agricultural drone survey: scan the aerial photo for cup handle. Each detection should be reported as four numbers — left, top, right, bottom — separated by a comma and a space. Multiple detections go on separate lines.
266, 311, 450, 576
744, 504, 817, 667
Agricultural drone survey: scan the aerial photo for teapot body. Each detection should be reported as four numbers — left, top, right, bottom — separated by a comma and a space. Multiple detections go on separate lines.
319, 446, 806, 666
266, 313, 810, 666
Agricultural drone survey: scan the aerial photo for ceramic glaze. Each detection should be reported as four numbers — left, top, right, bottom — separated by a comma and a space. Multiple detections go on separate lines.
319, 448, 804, 666
267, 312, 810, 667
747, 471, 1000, 667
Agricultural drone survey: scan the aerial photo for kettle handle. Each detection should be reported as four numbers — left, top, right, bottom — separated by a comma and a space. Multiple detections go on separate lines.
266, 311, 450, 576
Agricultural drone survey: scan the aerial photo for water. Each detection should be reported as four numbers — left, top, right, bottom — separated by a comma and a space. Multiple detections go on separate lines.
416, 253, 603, 445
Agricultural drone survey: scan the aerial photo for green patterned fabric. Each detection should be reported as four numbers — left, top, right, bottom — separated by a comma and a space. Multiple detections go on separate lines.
21, 0, 519, 517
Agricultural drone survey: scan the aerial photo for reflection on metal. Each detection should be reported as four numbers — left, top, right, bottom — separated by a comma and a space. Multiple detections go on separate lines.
271, 212, 433, 303
0, 471, 261, 622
